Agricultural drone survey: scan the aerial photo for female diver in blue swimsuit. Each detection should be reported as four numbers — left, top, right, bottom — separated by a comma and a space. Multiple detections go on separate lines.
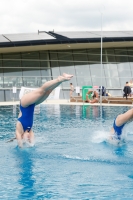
110, 108, 133, 144
16, 73, 73, 147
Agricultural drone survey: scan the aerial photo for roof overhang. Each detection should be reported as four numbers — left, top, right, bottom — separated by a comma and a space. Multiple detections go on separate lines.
0, 41, 133, 54
0, 31, 133, 53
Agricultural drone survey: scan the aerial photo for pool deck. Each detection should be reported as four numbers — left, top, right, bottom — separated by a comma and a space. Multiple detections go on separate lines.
0, 99, 132, 107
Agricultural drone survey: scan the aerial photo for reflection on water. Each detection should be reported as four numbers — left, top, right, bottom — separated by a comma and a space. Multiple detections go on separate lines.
15, 148, 36, 199
0, 105, 133, 199
82, 105, 100, 119
114, 145, 127, 156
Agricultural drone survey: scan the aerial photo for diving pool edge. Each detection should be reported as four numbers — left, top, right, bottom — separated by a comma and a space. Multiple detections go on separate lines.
0, 99, 132, 107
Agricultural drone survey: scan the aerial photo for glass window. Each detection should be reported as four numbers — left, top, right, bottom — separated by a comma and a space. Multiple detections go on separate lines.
21, 51, 40, 68
21, 52, 41, 87
73, 50, 92, 86
40, 68, 51, 84
40, 68, 51, 77
22, 69, 41, 87
3, 68, 22, 88
21, 52, 41, 76
2, 47, 133, 94
102, 49, 107, 63
87, 49, 101, 63
87, 49, 106, 63
115, 49, 131, 87
105, 49, 116, 63
3, 76, 23, 88
58, 51, 76, 88
127, 48, 133, 62
50, 52, 60, 78
0, 69, 3, 88
40, 51, 51, 81
104, 49, 120, 88
3, 53, 21, 68
75, 65, 92, 86
89, 64, 106, 86
23, 77, 41, 87
40, 51, 50, 68
22, 69, 40, 76
129, 63, 133, 78
104, 64, 120, 88
0, 54, 2, 67
127, 48, 133, 77
0, 55, 3, 88
3, 53, 22, 87
5, 90, 13, 101
51, 67, 60, 78
117, 63, 131, 87
87, 49, 106, 86
115, 48, 129, 63
0, 90, 4, 101
3, 76, 22, 88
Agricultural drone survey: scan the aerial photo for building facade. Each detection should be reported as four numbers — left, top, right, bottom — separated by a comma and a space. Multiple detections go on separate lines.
0, 31, 133, 101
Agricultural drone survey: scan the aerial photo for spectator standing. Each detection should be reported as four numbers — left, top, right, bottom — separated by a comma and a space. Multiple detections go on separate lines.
70, 83, 74, 98
123, 82, 131, 99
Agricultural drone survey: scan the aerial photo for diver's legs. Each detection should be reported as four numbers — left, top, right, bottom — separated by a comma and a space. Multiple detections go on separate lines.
115, 108, 133, 126
21, 73, 73, 107
34, 82, 61, 105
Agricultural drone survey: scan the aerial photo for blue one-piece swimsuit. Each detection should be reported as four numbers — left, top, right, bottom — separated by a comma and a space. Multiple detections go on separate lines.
18, 103, 35, 132
113, 119, 125, 140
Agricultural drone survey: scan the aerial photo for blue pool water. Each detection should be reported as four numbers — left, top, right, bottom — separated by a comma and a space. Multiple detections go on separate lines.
0, 104, 133, 199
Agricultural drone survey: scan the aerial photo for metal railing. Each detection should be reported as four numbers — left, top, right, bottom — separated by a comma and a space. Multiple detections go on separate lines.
0, 75, 133, 88
0, 75, 131, 102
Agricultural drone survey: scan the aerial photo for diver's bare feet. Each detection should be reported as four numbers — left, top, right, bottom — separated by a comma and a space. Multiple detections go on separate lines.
62, 73, 73, 79
58, 73, 73, 82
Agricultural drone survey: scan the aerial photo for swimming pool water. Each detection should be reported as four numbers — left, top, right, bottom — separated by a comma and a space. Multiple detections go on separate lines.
0, 104, 133, 199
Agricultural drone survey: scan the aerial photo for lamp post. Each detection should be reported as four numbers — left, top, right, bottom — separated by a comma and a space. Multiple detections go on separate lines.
100, 13, 103, 105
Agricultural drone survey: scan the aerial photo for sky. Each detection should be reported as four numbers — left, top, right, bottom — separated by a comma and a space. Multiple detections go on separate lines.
0, 0, 133, 34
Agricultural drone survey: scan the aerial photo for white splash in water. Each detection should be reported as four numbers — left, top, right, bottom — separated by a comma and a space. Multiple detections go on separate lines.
91, 131, 109, 143
91, 124, 129, 146
22, 140, 35, 148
